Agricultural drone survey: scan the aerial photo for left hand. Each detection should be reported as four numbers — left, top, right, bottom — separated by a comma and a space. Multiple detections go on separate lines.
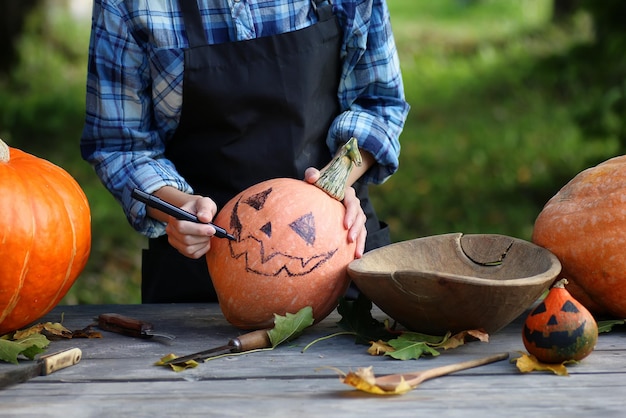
304, 167, 367, 258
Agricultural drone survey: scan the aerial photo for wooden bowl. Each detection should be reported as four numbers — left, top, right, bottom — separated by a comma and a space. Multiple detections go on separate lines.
347, 233, 561, 334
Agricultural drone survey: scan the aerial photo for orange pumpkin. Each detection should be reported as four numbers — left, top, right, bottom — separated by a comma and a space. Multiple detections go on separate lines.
532, 156, 626, 317
207, 138, 361, 329
0, 139, 91, 335
522, 279, 598, 363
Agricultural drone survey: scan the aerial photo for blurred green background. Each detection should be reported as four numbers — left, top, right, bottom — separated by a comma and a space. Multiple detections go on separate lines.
1, 0, 624, 305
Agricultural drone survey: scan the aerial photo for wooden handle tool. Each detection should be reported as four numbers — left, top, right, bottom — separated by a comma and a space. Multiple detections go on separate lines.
162, 329, 271, 364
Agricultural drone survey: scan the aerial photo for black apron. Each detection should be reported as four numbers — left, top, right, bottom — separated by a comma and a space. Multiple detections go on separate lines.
141, 0, 389, 303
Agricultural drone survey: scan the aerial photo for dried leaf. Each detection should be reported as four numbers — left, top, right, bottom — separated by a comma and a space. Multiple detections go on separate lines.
0, 333, 50, 364
71, 326, 103, 339
13, 322, 72, 340
341, 366, 412, 395
367, 340, 394, 356
512, 352, 576, 376
441, 329, 489, 350
154, 353, 199, 371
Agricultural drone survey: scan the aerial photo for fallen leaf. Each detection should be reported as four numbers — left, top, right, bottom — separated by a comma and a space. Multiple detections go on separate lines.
0, 333, 50, 364
268, 306, 314, 347
71, 326, 103, 339
336, 295, 396, 344
441, 329, 489, 350
367, 340, 394, 356
13, 322, 72, 340
512, 352, 576, 376
341, 366, 412, 395
597, 319, 625, 333
154, 353, 199, 371
385, 334, 442, 360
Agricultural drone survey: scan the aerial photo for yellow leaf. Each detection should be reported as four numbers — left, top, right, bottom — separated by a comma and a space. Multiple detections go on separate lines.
154, 353, 199, 371
13, 322, 72, 340
340, 366, 413, 395
512, 352, 575, 376
367, 340, 395, 356
440, 329, 489, 350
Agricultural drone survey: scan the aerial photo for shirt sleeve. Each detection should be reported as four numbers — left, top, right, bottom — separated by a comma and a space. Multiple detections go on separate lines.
80, 0, 191, 238
330, 0, 410, 184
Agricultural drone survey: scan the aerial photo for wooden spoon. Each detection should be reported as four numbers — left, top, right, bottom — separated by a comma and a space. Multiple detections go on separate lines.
374, 352, 509, 392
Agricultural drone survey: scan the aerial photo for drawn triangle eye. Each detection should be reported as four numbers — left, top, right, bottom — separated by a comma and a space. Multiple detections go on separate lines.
260, 222, 271, 238
289, 212, 316, 246
244, 187, 272, 211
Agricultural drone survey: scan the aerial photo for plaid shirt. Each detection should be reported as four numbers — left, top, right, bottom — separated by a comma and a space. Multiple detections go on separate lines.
80, 0, 409, 237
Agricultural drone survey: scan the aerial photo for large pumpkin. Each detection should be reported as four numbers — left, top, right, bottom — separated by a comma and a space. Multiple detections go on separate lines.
207, 138, 361, 329
532, 156, 626, 317
0, 139, 91, 335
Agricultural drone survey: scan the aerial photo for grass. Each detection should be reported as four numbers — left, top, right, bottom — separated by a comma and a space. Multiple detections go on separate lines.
0, 1, 619, 305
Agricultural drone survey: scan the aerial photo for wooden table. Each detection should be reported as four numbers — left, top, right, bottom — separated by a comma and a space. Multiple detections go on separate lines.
1, 303, 625, 417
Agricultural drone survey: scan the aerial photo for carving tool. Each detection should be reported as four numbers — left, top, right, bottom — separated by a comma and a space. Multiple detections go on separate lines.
162, 329, 271, 364
0, 348, 82, 389
97, 313, 175, 341
131, 188, 235, 240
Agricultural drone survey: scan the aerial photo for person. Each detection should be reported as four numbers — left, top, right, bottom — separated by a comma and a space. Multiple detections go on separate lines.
80, 0, 409, 303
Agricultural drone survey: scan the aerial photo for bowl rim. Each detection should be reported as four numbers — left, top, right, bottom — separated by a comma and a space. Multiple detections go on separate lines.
348, 232, 562, 286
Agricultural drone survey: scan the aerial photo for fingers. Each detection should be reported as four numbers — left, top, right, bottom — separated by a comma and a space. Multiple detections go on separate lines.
343, 187, 367, 258
165, 196, 218, 259
304, 167, 320, 184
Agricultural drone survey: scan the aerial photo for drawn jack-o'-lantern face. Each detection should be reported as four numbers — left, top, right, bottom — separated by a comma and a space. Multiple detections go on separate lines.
522, 300, 586, 350
207, 178, 355, 329
227, 186, 338, 277
521, 281, 598, 364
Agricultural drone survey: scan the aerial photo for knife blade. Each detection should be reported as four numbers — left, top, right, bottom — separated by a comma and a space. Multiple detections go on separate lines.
162, 329, 271, 364
131, 188, 236, 241
97, 313, 175, 340
0, 347, 82, 390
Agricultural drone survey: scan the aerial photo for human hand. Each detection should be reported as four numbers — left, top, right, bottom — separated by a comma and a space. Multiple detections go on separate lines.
304, 167, 367, 258
164, 196, 219, 259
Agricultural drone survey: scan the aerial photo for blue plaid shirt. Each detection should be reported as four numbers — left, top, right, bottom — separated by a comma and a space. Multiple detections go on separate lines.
80, 0, 409, 237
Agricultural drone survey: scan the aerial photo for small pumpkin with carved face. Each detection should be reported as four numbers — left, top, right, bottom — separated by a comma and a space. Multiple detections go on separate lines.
522, 279, 598, 363
207, 138, 362, 329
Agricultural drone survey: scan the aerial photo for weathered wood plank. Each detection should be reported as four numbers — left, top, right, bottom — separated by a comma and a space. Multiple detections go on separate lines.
1, 303, 625, 417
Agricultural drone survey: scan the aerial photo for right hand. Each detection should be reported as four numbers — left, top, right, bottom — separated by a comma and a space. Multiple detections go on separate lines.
164, 196, 219, 259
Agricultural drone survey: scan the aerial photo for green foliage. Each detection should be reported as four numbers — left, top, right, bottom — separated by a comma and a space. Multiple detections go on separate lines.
0, 1, 621, 305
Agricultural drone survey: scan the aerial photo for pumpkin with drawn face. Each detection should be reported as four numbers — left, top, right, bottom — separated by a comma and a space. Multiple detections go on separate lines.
522, 279, 598, 363
207, 178, 356, 329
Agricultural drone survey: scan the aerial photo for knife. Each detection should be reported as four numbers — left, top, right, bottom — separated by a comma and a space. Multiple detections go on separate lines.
97, 313, 175, 341
162, 329, 271, 364
131, 188, 236, 241
0, 347, 82, 390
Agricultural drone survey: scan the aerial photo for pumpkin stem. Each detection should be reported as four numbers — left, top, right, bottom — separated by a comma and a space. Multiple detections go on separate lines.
0, 138, 9, 163
314, 137, 362, 201
554, 278, 569, 289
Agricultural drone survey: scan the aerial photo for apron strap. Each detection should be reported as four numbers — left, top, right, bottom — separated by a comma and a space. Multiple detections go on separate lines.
179, 0, 207, 48
311, 0, 334, 21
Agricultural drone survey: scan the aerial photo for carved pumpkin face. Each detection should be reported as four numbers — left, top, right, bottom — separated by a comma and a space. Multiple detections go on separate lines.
207, 178, 355, 329
522, 280, 598, 363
